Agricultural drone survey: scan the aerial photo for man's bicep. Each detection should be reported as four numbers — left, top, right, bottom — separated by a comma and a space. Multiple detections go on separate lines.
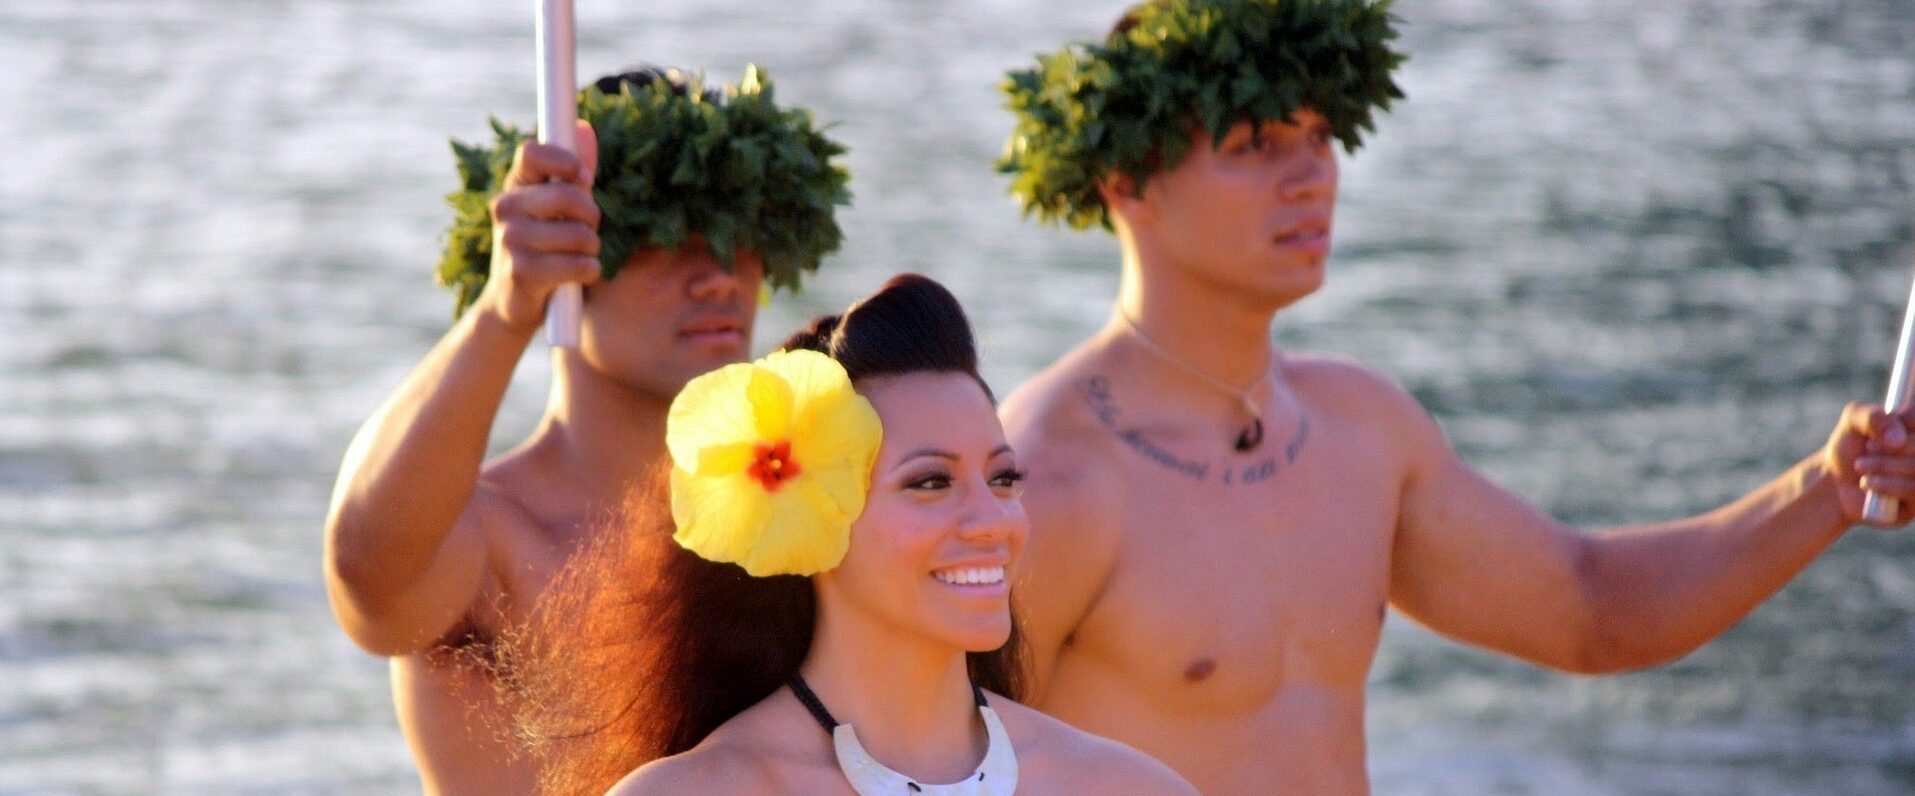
1387, 413, 1593, 668
326, 498, 493, 656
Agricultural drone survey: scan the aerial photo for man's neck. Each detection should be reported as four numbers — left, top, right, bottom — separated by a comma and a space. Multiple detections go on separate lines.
1111, 256, 1283, 391
799, 602, 984, 783
530, 350, 672, 507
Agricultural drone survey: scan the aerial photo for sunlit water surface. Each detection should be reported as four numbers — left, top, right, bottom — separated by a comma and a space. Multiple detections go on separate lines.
2, 1, 1912, 793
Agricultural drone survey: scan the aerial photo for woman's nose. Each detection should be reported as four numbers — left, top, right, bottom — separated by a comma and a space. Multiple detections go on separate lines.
955, 485, 1022, 545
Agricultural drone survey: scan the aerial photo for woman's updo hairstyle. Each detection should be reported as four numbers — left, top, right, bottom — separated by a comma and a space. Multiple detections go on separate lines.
780, 273, 990, 399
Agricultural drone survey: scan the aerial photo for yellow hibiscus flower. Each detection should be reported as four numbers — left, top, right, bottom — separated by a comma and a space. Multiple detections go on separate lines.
665, 349, 883, 576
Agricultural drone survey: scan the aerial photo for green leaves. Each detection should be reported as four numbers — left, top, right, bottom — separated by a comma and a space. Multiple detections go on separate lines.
997, 0, 1407, 231
435, 66, 852, 318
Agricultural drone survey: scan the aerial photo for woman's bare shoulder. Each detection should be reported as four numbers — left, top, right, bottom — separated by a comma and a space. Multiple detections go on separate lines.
606, 692, 824, 796
987, 695, 1197, 795
603, 739, 779, 796
601, 746, 758, 796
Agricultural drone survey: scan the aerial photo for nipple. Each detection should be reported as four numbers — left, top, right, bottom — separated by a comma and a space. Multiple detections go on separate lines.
1183, 657, 1217, 683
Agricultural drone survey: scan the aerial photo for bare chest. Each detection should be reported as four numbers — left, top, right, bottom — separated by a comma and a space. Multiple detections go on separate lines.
393, 651, 537, 795
396, 526, 586, 792
1060, 419, 1400, 707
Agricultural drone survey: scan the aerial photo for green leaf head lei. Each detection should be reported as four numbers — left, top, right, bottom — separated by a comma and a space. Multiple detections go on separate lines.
437, 65, 852, 318
997, 0, 1407, 231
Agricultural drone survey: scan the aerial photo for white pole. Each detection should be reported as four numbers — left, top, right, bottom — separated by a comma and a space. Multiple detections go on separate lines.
1862, 264, 1915, 525
537, 0, 581, 348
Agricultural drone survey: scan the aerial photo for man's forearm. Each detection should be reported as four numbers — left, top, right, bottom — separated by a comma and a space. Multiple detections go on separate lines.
1578, 455, 1849, 672
325, 307, 536, 598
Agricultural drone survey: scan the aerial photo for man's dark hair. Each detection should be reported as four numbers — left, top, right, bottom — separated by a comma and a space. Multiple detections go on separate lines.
590, 66, 722, 102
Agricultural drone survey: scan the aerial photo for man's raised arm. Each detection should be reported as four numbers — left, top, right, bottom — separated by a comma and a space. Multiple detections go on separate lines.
323, 128, 600, 656
1386, 376, 1915, 674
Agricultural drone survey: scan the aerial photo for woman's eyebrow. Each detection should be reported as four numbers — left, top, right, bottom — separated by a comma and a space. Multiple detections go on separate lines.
895, 444, 1014, 463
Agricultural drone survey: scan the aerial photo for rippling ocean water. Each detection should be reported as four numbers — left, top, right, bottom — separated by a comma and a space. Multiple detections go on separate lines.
2, 1, 1912, 793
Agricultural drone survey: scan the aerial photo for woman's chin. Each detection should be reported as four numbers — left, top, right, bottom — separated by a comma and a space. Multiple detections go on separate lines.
934, 618, 1013, 654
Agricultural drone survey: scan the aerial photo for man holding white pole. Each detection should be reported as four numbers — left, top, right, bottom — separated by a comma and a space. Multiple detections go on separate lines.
320, 33, 852, 793
997, 2, 1915, 793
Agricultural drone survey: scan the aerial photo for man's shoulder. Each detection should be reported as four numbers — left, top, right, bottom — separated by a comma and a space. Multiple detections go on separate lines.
474, 438, 551, 503
1002, 385, 1127, 519
1002, 344, 1129, 488
992, 696, 1196, 794
1003, 347, 1111, 448
459, 470, 552, 551
1285, 352, 1427, 419
455, 451, 593, 628
468, 465, 534, 513
470, 442, 586, 541
1285, 352, 1449, 468
1286, 351, 1405, 395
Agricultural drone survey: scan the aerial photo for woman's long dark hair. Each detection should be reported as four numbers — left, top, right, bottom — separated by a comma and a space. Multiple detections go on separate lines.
497, 274, 1027, 796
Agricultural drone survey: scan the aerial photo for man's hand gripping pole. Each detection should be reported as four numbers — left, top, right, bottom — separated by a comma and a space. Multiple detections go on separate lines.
1862, 261, 1915, 524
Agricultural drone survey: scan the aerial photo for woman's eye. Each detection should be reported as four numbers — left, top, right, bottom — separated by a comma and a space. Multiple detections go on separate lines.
990, 469, 1028, 490
906, 474, 952, 491
1310, 127, 1333, 147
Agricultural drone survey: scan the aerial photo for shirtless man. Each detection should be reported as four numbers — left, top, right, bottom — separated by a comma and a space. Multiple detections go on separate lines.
996, 2, 1915, 793
322, 68, 846, 794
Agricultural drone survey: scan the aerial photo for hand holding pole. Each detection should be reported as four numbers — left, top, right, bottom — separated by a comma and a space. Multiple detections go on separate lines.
1861, 264, 1915, 524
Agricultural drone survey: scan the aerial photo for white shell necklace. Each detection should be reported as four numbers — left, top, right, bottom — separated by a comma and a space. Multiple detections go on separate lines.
788, 675, 1018, 796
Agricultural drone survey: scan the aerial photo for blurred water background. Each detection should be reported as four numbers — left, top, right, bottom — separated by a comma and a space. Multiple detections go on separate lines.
3, 0, 1913, 793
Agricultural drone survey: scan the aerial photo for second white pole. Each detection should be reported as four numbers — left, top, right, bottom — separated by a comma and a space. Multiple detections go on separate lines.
1862, 264, 1915, 525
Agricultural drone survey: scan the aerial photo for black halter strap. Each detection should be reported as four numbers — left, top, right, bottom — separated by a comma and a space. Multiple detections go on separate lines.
787, 674, 987, 733
787, 674, 840, 731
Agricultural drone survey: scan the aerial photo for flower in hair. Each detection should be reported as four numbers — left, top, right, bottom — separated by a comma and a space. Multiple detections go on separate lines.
666, 349, 881, 576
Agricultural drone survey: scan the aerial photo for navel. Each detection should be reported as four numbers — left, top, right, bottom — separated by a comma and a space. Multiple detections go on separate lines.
1183, 657, 1217, 683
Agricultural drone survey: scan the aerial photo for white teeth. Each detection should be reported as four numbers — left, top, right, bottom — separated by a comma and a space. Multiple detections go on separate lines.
933, 566, 1005, 587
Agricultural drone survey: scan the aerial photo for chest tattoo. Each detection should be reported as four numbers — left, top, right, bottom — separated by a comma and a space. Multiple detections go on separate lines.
1083, 375, 1311, 487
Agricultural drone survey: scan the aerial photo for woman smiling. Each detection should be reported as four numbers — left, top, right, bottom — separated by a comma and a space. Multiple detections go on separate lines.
504, 274, 1193, 795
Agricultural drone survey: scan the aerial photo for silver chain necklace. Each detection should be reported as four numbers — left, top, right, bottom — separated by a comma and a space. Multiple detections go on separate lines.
1116, 308, 1269, 452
